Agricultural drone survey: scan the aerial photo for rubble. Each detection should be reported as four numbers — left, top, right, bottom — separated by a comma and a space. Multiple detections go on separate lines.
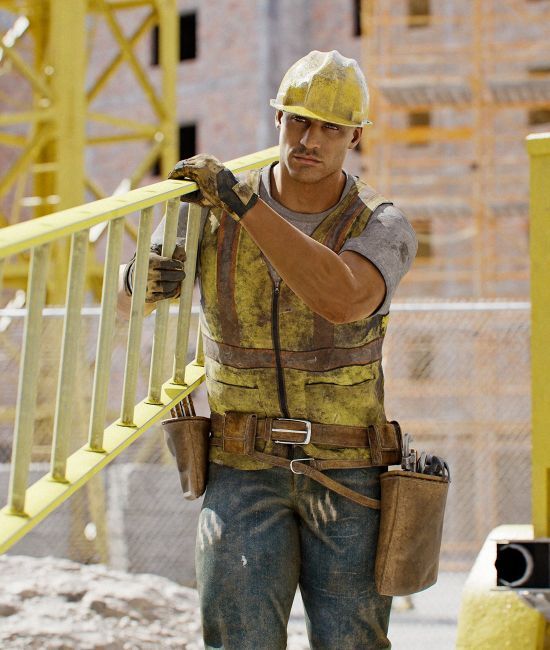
0, 555, 309, 649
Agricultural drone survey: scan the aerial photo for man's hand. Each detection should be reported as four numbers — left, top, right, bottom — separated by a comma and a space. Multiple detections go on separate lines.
123, 238, 186, 303
169, 154, 258, 221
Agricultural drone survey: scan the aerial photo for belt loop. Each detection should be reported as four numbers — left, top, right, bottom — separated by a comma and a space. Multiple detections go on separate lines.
367, 424, 383, 465
222, 411, 257, 455
264, 417, 274, 442
244, 414, 258, 455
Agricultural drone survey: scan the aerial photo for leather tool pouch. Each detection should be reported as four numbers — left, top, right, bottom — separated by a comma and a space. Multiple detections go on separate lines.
375, 470, 449, 596
161, 396, 210, 500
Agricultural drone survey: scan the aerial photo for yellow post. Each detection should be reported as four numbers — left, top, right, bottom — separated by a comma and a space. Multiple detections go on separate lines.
8, 244, 50, 514
527, 132, 550, 538
158, 0, 178, 177
173, 204, 203, 384
50, 230, 89, 481
456, 133, 550, 649
120, 207, 154, 425
88, 218, 125, 452
147, 198, 180, 404
48, 0, 87, 303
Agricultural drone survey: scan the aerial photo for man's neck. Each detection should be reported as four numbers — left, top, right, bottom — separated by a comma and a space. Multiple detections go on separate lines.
270, 164, 347, 214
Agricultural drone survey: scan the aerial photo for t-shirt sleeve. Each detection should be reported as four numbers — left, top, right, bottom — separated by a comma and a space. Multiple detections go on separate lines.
340, 203, 418, 316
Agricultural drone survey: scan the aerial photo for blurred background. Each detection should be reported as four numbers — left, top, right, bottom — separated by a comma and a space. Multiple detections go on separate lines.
1, 1, 549, 647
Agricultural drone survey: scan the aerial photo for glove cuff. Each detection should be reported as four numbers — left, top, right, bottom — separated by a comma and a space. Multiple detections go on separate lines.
123, 255, 136, 296
216, 169, 258, 221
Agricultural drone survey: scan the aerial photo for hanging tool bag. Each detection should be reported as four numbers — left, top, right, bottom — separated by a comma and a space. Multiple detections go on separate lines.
161, 395, 210, 500
375, 462, 450, 596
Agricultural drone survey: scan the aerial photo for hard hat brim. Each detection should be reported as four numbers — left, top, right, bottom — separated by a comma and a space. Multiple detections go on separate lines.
270, 100, 372, 127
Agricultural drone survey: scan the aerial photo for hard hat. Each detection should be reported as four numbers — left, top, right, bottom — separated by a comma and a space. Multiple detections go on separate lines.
270, 50, 372, 127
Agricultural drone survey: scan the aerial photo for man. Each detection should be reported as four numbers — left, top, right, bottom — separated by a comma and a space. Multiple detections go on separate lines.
122, 50, 416, 649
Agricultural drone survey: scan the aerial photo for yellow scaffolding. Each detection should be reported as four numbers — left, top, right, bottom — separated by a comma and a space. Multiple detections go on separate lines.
0, 0, 178, 302
0, 146, 279, 554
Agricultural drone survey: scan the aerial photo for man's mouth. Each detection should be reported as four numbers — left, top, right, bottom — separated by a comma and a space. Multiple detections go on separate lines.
292, 154, 322, 166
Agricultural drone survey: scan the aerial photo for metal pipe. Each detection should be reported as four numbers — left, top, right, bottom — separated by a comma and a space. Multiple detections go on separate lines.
147, 198, 180, 403
50, 231, 89, 480
7, 244, 50, 514
88, 217, 124, 451
120, 207, 153, 424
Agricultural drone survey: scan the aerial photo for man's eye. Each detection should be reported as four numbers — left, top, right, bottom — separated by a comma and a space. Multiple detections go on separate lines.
324, 123, 340, 131
292, 115, 307, 122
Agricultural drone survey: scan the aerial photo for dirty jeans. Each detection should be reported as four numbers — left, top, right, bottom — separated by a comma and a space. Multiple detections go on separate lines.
196, 459, 392, 649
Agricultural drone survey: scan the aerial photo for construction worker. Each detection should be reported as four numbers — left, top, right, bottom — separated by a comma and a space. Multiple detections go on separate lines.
121, 50, 417, 649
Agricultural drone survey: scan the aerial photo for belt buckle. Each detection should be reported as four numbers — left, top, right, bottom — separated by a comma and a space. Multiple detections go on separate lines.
272, 418, 312, 445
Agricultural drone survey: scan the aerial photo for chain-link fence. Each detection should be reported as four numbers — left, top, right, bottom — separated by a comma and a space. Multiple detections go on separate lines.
0, 301, 531, 602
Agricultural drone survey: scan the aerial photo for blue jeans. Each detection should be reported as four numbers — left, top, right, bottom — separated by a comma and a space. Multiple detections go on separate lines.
196, 459, 392, 649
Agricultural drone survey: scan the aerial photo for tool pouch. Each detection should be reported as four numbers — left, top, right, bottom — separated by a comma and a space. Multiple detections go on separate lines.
375, 470, 449, 596
161, 397, 210, 500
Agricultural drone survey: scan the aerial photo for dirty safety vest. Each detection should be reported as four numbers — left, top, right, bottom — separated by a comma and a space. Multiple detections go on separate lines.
199, 169, 392, 469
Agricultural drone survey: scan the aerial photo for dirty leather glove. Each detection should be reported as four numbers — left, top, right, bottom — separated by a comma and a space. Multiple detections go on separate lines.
123, 238, 186, 303
168, 154, 258, 222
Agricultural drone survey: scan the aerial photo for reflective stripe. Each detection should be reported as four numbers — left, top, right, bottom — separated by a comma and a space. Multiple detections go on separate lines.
203, 334, 384, 371
216, 213, 241, 346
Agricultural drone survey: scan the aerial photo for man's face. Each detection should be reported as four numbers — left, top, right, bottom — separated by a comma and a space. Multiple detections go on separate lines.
276, 111, 362, 184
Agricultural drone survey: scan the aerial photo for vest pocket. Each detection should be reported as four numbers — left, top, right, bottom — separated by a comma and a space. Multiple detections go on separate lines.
205, 376, 262, 413
304, 366, 382, 426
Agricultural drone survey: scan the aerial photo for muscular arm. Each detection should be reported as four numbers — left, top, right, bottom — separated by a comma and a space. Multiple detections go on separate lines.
240, 198, 386, 324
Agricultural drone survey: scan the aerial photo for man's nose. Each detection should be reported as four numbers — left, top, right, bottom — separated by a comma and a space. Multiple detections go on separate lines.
299, 124, 321, 150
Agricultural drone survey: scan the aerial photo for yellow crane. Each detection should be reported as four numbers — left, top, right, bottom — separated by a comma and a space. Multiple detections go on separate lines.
0, 0, 179, 563
0, 0, 178, 303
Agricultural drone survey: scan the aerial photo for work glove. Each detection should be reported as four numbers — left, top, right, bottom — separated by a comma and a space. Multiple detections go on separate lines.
123, 238, 186, 303
168, 154, 258, 222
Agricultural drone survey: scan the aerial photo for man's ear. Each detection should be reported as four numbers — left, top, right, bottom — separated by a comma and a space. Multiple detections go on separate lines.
349, 127, 363, 149
275, 110, 283, 129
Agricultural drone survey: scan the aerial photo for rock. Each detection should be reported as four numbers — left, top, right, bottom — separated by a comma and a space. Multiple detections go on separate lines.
0, 555, 310, 649
0, 603, 18, 617
0, 555, 202, 649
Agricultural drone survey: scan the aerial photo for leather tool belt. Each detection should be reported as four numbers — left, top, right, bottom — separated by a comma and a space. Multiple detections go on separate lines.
209, 411, 403, 509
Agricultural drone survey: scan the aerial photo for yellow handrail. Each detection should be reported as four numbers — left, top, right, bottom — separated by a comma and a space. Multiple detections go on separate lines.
0, 145, 279, 553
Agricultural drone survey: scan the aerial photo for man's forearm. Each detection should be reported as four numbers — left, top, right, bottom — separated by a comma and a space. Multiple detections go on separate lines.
240, 199, 383, 323
167, 154, 385, 322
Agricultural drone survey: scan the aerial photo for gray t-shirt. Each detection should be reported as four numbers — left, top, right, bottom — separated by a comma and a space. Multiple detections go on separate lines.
151, 164, 417, 315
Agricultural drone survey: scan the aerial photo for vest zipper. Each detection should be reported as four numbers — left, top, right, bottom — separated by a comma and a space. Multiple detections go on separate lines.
272, 281, 290, 417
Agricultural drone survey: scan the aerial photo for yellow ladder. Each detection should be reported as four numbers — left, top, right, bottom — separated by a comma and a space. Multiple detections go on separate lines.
0, 146, 279, 553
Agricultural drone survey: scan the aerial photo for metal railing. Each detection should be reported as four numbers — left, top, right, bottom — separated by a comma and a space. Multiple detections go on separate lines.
0, 145, 279, 553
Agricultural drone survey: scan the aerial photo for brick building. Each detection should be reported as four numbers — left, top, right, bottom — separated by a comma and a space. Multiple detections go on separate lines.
2, 0, 549, 299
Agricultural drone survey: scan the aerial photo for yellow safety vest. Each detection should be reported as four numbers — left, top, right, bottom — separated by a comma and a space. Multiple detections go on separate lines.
199, 169, 391, 469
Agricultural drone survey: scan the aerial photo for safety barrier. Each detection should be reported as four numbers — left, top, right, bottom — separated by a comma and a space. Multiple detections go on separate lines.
0, 145, 279, 553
